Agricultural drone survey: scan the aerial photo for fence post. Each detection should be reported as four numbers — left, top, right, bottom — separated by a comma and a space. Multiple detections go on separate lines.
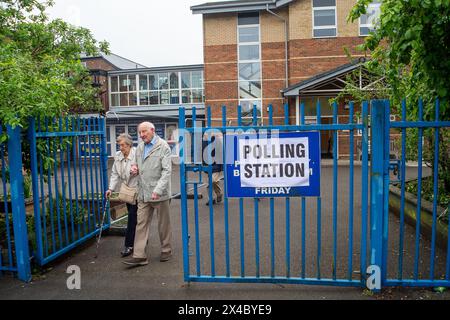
99, 117, 110, 223
178, 107, 190, 282
369, 99, 388, 291
7, 125, 32, 282
27, 118, 44, 265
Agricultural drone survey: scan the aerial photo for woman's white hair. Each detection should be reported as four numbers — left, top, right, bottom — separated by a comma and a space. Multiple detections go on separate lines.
116, 133, 133, 146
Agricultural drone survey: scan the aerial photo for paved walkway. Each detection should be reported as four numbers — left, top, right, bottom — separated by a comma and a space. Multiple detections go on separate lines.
0, 164, 449, 300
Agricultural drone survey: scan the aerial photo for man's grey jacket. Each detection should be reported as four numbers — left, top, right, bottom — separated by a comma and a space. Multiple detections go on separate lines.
134, 135, 172, 202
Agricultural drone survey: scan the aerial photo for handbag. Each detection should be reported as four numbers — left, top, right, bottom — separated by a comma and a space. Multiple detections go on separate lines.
118, 182, 137, 205
117, 159, 137, 205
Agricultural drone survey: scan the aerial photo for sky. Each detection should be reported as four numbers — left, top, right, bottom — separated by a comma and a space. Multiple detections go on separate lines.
46, 0, 224, 68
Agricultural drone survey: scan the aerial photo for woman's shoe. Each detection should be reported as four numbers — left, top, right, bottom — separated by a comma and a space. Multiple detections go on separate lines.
121, 247, 133, 257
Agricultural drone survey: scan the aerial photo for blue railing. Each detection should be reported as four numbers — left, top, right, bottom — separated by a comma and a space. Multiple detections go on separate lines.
28, 117, 109, 266
1, 116, 109, 282
0, 124, 17, 275
178, 101, 370, 287
178, 99, 450, 290
0, 124, 31, 281
384, 99, 450, 287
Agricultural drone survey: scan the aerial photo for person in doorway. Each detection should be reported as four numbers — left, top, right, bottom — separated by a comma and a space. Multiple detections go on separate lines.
202, 132, 224, 206
105, 133, 138, 257
123, 122, 173, 267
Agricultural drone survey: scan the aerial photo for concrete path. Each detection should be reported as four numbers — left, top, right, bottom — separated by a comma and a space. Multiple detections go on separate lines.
0, 164, 449, 300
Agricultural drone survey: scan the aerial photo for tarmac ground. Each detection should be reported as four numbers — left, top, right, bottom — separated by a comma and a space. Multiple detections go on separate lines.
0, 162, 449, 301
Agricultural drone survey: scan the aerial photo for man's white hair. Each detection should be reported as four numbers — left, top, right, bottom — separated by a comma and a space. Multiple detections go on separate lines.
138, 121, 155, 130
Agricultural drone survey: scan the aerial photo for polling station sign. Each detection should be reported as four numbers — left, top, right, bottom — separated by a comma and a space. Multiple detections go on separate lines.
226, 132, 320, 197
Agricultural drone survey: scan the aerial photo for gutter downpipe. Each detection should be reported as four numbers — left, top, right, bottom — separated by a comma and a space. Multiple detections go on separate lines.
266, 4, 289, 89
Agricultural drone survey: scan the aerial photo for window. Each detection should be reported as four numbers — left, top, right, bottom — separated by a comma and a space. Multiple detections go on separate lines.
149, 74, 159, 105
238, 12, 259, 25
239, 81, 261, 100
180, 71, 204, 104
238, 12, 262, 125
107, 124, 141, 155
359, 1, 381, 36
106, 126, 112, 156
238, 26, 259, 42
110, 70, 204, 108
109, 74, 138, 107
239, 63, 260, 81
312, 0, 337, 38
239, 45, 260, 61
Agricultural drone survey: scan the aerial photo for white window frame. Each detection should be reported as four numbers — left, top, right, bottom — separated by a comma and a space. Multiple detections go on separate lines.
359, 1, 381, 36
312, 0, 337, 39
180, 70, 204, 105
237, 22, 263, 125
109, 74, 138, 107
109, 123, 141, 155
110, 71, 204, 108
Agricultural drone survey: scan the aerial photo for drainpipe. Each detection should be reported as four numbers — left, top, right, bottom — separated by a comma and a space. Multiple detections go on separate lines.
266, 4, 289, 89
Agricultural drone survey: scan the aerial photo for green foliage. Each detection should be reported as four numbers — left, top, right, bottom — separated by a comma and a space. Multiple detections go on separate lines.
344, 0, 450, 200
0, 193, 90, 253
0, 0, 109, 132
0, 168, 32, 200
404, 176, 450, 212
347, 0, 450, 116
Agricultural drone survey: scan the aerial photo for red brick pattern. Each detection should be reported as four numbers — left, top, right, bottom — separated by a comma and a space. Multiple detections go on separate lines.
83, 58, 116, 71
262, 61, 286, 80
82, 57, 117, 112
261, 42, 286, 60
289, 57, 352, 81
262, 79, 285, 100
204, 63, 237, 82
204, 44, 237, 63
205, 82, 238, 101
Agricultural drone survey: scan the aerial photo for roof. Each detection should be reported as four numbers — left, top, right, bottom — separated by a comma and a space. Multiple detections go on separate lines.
282, 58, 366, 97
191, 0, 294, 14
81, 52, 147, 70
108, 64, 204, 76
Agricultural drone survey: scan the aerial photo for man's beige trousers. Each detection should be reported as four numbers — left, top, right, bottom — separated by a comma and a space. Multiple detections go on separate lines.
132, 200, 172, 259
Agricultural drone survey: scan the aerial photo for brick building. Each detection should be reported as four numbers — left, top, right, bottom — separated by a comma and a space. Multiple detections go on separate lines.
192, 0, 383, 158
83, 0, 385, 159
81, 52, 147, 112
82, 54, 205, 157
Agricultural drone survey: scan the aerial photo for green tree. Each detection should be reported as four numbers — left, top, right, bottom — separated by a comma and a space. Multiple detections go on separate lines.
348, 0, 450, 111
345, 0, 450, 206
0, 0, 109, 134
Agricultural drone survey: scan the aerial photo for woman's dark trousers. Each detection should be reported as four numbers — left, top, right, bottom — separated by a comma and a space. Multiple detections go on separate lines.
125, 203, 138, 248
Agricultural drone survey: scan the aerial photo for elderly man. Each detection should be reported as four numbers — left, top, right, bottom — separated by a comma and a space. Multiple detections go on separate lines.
123, 122, 173, 267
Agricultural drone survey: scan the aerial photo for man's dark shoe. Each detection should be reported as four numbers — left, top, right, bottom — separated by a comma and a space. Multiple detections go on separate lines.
122, 257, 148, 267
121, 247, 133, 257
160, 252, 172, 262
206, 199, 217, 206
216, 195, 223, 203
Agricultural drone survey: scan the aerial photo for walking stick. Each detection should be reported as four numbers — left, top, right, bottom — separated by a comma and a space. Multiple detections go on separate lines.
94, 197, 110, 259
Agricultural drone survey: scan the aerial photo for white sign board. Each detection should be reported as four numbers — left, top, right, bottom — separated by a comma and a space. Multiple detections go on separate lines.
239, 137, 310, 188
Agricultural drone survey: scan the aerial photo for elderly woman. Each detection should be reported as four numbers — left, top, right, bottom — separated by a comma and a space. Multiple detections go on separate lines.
105, 133, 138, 257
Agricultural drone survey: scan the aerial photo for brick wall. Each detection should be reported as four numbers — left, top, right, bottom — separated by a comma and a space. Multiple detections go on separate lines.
202, 0, 366, 127
82, 57, 117, 112
289, 0, 358, 39
260, 8, 289, 43
204, 13, 237, 46
83, 58, 116, 71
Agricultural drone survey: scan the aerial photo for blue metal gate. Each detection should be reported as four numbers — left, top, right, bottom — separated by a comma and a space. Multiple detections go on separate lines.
28, 117, 110, 266
178, 99, 450, 290
1, 125, 31, 281
375, 99, 450, 288
0, 116, 109, 281
178, 101, 371, 287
